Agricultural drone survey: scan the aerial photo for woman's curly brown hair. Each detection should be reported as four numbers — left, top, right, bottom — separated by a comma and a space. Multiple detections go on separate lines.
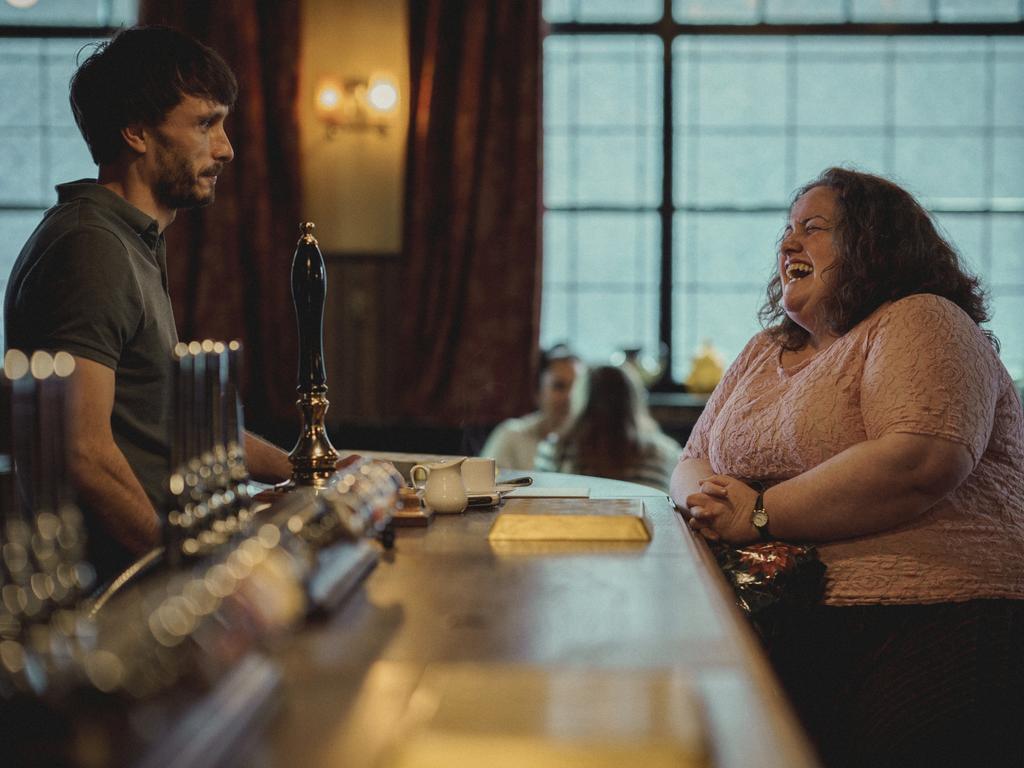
758, 167, 996, 351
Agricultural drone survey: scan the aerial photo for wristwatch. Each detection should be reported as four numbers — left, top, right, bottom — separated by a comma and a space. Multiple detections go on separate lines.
751, 491, 771, 541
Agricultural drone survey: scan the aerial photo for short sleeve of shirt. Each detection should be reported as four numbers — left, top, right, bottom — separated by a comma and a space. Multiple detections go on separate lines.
861, 294, 999, 464
11, 227, 142, 369
681, 332, 770, 462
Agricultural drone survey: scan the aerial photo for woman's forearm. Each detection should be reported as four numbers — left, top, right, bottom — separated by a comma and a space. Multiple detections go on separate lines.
670, 456, 714, 511
765, 432, 974, 542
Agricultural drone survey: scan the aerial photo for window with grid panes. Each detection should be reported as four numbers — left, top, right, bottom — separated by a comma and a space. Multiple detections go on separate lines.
541, 0, 1024, 382
0, 0, 135, 351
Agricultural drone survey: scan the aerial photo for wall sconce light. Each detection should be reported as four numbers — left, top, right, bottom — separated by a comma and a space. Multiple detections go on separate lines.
315, 73, 399, 138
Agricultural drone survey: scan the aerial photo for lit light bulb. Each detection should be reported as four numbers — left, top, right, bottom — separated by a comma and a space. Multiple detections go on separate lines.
366, 75, 398, 113
317, 82, 341, 111
5, 0, 40, 8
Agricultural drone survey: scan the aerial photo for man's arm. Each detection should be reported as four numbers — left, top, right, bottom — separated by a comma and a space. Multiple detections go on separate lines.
66, 356, 161, 555
244, 431, 292, 483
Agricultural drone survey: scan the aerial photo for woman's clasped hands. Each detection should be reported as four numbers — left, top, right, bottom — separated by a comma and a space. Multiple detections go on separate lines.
685, 474, 760, 544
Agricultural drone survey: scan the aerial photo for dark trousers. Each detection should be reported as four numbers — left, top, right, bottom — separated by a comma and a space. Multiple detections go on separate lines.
768, 600, 1024, 768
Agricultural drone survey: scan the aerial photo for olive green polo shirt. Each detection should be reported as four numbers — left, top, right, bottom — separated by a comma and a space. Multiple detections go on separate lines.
4, 180, 178, 580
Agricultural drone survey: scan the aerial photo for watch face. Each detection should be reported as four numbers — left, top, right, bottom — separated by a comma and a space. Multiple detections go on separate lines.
752, 510, 769, 528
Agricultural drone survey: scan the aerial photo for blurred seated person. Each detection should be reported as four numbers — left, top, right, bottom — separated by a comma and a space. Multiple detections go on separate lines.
480, 344, 582, 470
535, 365, 681, 490
672, 167, 1024, 768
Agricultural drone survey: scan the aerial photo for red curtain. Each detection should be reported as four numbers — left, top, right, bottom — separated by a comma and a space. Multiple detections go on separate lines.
400, 0, 542, 427
138, 1, 301, 435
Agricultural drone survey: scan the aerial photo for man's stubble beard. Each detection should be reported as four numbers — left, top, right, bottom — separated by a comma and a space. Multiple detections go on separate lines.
152, 137, 218, 211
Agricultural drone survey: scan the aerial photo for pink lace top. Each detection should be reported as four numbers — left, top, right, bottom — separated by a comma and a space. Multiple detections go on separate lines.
682, 294, 1024, 605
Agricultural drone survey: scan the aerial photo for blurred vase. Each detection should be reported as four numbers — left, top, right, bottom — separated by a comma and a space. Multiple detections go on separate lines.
684, 340, 724, 393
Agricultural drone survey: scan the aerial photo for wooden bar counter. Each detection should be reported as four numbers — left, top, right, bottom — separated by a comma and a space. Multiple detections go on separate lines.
256, 467, 820, 767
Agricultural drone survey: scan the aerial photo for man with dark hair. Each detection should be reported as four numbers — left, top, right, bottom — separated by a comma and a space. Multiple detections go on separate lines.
480, 344, 584, 470
3, 26, 291, 581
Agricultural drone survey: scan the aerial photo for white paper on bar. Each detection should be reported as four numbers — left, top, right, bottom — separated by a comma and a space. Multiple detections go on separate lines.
503, 487, 590, 498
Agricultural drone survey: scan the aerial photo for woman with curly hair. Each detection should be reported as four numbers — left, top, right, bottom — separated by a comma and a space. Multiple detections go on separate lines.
671, 167, 1024, 767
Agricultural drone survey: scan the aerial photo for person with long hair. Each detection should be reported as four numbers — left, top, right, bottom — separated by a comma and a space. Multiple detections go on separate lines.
671, 167, 1024, 767
536, 364, 681, 490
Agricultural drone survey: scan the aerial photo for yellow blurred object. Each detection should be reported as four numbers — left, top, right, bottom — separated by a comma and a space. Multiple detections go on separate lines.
684, 340, 724, 393
379, 665, 710, 768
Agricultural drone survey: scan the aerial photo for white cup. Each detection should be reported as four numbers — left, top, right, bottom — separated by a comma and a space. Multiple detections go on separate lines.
462, 457, 497, 494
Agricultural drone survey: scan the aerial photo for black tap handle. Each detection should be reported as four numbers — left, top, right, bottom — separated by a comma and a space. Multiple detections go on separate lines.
291, 222, 328, 391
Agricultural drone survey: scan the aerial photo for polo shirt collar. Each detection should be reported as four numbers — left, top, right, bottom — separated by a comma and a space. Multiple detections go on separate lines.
56, 179, 162, 249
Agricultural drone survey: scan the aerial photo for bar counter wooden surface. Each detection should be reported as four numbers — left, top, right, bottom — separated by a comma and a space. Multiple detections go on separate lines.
256, 464, 820, 767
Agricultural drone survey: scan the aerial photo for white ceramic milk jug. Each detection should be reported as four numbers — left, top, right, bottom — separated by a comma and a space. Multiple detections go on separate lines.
410, 457, 468, 513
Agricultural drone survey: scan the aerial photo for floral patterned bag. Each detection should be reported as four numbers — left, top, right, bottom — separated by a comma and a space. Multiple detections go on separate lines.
709, 540, 826, 642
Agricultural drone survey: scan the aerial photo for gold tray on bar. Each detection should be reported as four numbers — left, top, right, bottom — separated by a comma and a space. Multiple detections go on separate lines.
487, 499, 652, 543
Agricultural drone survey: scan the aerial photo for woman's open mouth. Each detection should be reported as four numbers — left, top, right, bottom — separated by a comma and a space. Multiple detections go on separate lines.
785, 261, 813, 281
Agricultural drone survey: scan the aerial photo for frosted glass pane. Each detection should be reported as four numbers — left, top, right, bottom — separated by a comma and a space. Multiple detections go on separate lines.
544, 36, 662, 207
794, 61, 886, 127
43, 39, 96, 125
990, 293, 1024, 380
994, 39, 1024, 55
543, 213, 571, 285
994, 52, 1024, 128
894, 37, 988, 57
574, 212, 659, 287
543, 0, 573, 21
893, 135, 987, 199
674, 211, 782, 288
993, 137, 1024, 198
932, 212, 988, 278
673, 0, 759, 23
575, 290, 658, 364
690, 133, 789, 207
0, 131, 43, 204
544, 37, 661, 130
697, 56, 787, 128
938, 0, 1022, 21
794, 134, 888, 186
544, 46, 572, 130
0, 1, 99, 25
851, 0, 933, 21
574, 131, 661, 205
544, 212, 659, 287
47, 129, 96, 191
794, 36, 888, 57
540, 286, 572, 350
0, 58, 42, 127
543, 0, 662, 23
544, 133, 572, 206
990, 216, 1024, 286
541, 211, 660, 367
0, 0, 135, 25
546, 38, 660, 126
584, 60, 659, 128
693, 36, 791, 58
764, 0, 845, 22
894, 55, 987, 128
